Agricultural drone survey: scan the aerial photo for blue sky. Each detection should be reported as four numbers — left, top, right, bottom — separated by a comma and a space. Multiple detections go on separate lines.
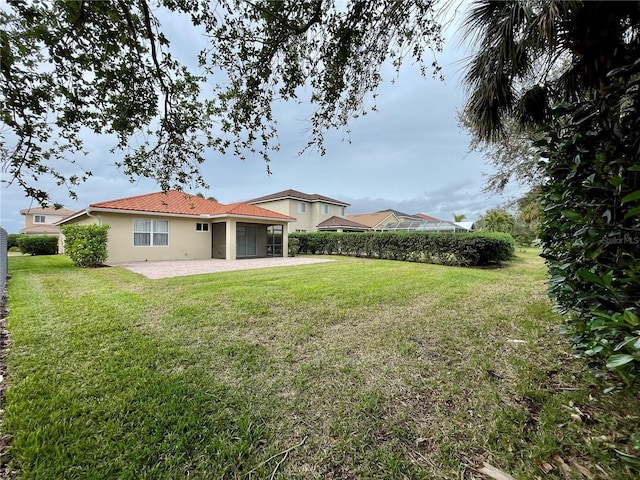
0, 2, 523, 234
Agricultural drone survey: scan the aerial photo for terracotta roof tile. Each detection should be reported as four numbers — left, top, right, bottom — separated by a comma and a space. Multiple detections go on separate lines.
87, 190, 294, 220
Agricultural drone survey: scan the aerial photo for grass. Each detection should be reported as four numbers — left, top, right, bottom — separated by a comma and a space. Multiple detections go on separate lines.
2, 249, 640, 479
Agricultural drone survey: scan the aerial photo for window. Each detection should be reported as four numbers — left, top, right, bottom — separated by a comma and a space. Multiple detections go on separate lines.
34, 215, 45, 223
321, 203, 328, 214
298, 202, 306, 213
134, 219, 169, 246
339, 207, 345, 216
196, 222, 209, 232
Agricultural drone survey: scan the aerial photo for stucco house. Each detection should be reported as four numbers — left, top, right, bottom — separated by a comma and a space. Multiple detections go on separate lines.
55, 191, 295, 263
316, 216, 370, 232
20, 206, 76, 236
246, 189, 350, 232
345, 210, 401, 231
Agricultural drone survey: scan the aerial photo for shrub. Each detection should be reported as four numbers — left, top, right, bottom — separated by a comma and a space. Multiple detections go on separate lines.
61, 224, 110, 267
7, 233, 21, 249
288, 237, 299, 257
539, 63, 640, 384
17, 235, 59, 255
289, 231, 515, 267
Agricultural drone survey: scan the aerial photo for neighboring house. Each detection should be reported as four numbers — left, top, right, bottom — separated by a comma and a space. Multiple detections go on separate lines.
345, 210, 401, 231
415, 213, 442, 222
383, 210, 424, 223
55, 191, 295, 263
316, 216, 370, 232
20, 207, 75, 236
246, 189, 350, 232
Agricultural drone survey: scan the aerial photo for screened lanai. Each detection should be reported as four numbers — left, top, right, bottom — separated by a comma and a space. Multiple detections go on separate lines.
377, 220, 472, 233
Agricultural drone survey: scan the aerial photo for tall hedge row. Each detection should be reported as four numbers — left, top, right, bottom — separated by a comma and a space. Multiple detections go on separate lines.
539, 62, 640, 384
17, 235, 59, 255
289, 232, 515, 267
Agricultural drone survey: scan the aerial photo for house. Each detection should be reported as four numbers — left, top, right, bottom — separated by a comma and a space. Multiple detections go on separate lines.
345, 210, 401, 230
55, 191, 295, 263
20, 207, 76, 236
246, 189, 350, 232
316, 216, 370, 232
415, 213, 442, 222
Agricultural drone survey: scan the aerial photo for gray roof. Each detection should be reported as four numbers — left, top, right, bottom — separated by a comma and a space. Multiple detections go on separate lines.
246, 189, 349, 207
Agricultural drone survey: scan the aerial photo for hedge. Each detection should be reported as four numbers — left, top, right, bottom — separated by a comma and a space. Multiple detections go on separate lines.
7, 233, 21, 249
539, 61, 640, 384
17, 235, 59, 255
289, 232, 515, 267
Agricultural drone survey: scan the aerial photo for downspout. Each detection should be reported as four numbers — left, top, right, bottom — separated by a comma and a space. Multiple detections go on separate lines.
85, 208, 102, 226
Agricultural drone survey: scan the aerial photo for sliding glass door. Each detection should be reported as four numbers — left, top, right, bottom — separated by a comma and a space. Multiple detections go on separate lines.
266, 225, 283, 257
236, 223, 257, 257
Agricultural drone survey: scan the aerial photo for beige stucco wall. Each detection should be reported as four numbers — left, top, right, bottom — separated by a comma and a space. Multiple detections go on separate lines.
66, 213, 212, 263
62, 212, 290, 263
23, 213, 67, 228
253, 199, 346, 232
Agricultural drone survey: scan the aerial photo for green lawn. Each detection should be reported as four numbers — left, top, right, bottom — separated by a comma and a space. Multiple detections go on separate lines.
2, 250, 639, 479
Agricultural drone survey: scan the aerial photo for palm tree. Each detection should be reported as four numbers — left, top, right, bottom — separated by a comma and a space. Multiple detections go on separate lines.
477, 209, 516, 234
462, 0, 640, 141
452, 212, 466, 222
196, 192, 218, 202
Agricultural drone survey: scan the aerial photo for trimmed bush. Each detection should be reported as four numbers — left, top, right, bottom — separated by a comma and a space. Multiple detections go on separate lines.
61, 224, 110, 267
17, 235, 59, 255
289, 231, 515, 267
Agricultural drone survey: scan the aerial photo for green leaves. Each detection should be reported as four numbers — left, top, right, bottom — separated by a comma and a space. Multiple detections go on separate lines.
290, 232, 515, 267
2, 1, 444, 205
61, 224, 110, 267
621, 190, 640, 205
607, 354, 636, 369
539, 58, 640, 387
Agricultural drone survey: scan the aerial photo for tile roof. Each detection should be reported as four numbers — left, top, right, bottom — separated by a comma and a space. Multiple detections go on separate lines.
19, 225, 62, 235
60, 191, 295, 223
20, 207, 75, 216
246, 189, 349, 206
345, 211, 399, 228
316, 216, 370, 230
415, 213, 443, 222
376, 209, 419, 219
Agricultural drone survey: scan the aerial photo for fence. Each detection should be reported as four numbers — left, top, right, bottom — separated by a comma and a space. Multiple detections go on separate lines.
0, 227, 7, 306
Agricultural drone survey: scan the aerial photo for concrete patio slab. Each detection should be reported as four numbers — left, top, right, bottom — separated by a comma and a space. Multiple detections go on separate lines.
114, 257, 334, 279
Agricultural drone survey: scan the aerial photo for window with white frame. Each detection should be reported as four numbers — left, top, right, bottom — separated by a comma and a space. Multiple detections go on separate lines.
133, 219, 169, 246
321, 203, 328, 214
298, 202, 306, 213
196, 222, 209, 232
34, 215, 45, 223
339, 207, 345, 216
